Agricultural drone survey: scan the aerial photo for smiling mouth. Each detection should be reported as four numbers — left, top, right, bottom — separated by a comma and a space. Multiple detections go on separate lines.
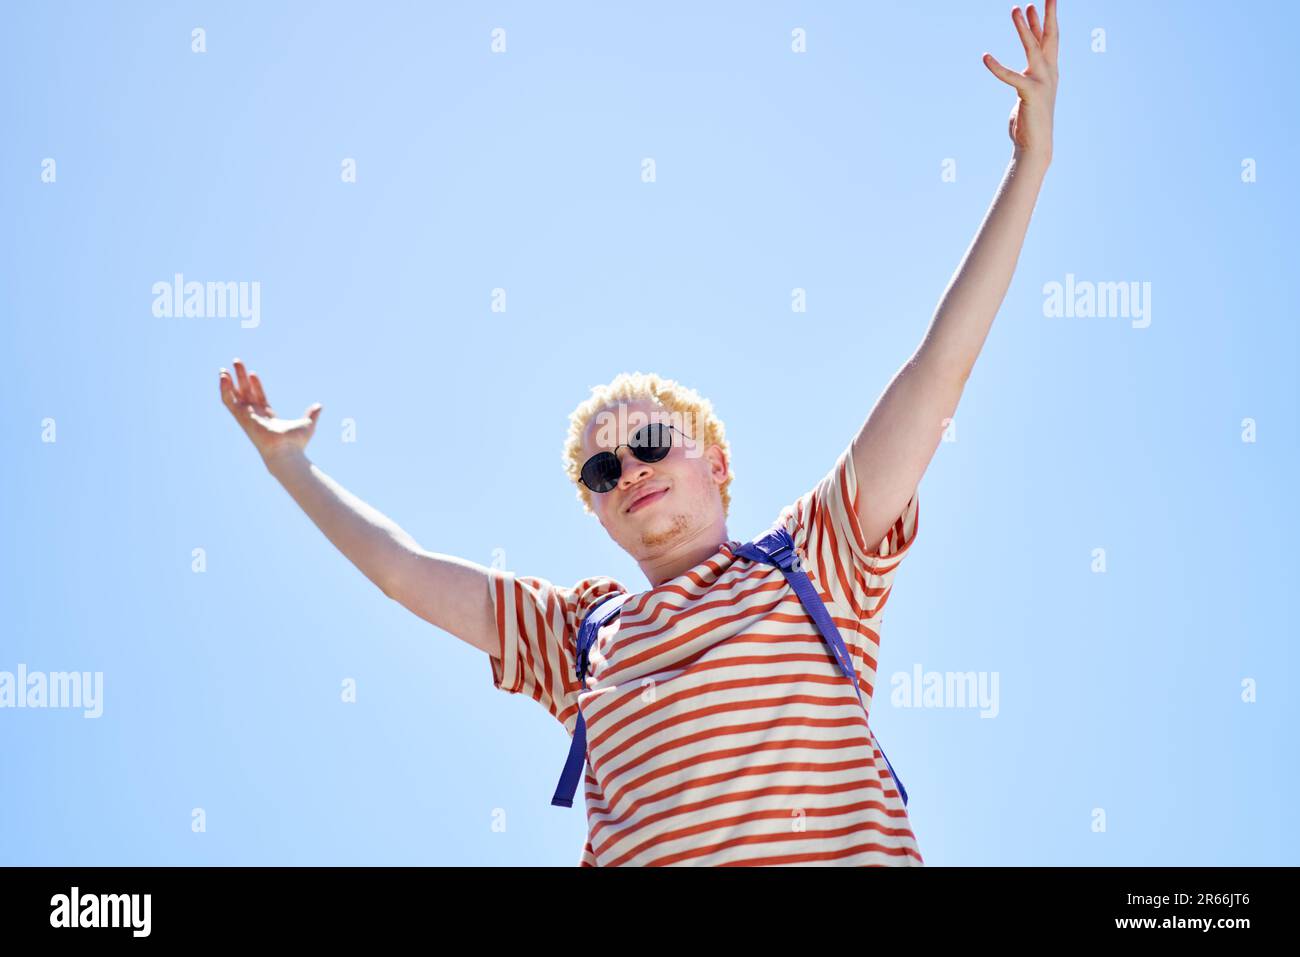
627, 488, 669, 513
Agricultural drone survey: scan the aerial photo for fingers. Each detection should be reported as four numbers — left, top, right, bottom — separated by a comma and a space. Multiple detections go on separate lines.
219, 367, 255, 419
218, 369, 238, 409
232, 358, 252, 403
228, 358, 271, 413
1042, 0, 1059, 58
982, 52, 1029, 94
1011, 6, 1041, 64
1027, 4, 1043, 44
248, 370, 269, 410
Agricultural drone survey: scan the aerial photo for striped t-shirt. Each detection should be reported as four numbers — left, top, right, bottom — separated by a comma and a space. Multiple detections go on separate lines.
487, 442, 921, 866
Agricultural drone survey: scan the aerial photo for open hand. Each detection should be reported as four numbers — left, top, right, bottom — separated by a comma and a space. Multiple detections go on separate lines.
218, 358, 322, 466
983, 1, 1059, 162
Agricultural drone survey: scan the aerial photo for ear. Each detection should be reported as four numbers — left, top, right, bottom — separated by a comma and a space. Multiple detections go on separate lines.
706, 444, 729, 485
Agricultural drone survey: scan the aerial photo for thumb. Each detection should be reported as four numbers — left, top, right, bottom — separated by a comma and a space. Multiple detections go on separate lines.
983, 52, 1028, 94
306, 403, 322, 424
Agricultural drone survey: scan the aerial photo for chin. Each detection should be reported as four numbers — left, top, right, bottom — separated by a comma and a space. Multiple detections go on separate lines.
638, 512, 690, 544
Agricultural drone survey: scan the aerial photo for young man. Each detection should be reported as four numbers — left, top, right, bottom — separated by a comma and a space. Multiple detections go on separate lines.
218, 1, 1058, 866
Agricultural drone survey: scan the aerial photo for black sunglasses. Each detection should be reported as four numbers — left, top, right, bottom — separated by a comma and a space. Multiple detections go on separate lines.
578, 423, 690, 493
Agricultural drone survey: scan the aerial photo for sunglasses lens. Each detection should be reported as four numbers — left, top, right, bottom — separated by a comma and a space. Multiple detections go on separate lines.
581, 452, 620, 493
582, 425, 678, 494
631, 423, 673, 463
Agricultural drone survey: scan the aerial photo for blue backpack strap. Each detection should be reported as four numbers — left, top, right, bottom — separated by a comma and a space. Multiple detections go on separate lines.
734, 526, 909, 807
551, 591, 634, 808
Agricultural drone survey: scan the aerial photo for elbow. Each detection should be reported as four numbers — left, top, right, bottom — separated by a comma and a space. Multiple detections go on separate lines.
376, 573, 402, 604
913, 344, 974, 391
939, 353, 975, 392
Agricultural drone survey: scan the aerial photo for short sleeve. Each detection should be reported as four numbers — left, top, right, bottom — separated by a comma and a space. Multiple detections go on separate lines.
780, 443, 920, 622
485, 567, 627, 732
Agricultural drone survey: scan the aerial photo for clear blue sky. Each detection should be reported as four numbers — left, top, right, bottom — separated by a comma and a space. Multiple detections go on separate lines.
2, 1, 1295, 866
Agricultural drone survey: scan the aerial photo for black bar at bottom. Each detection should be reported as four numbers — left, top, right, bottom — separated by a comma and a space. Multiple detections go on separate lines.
0, 865, 1284, 943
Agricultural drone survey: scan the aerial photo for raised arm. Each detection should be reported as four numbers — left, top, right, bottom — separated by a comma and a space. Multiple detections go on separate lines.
850, 1, 1059, 549
218, 358, 497, 657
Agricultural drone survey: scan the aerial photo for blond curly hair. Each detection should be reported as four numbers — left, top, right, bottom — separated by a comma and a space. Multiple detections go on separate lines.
562, 372, 733, 517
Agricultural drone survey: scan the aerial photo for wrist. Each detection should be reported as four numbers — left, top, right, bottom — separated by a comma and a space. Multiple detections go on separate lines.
262, 444, 309, 478
1012, 146, 1052, 173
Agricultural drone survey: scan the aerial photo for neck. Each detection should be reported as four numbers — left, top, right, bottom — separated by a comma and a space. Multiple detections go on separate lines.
639, 519, 730, 587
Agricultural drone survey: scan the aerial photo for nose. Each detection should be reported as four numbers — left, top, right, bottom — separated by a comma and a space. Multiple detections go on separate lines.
616, 448, 653, 490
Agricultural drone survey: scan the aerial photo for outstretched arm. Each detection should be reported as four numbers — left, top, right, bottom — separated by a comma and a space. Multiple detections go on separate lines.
218, 358, 498, 656
851, 0, 1060, 549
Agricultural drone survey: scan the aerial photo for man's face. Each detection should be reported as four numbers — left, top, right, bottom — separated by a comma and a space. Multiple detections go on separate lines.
581, 398, 728, 558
